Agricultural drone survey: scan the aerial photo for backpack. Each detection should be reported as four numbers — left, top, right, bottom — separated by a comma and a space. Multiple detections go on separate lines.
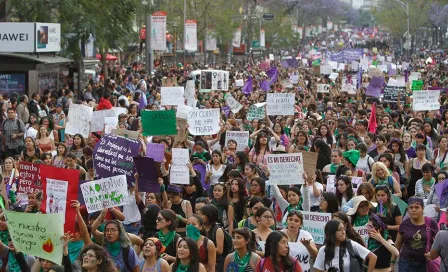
345, 240, 368, 272
2, 119, 22, 134
210, 224, 233, 257
370, 176, 394, 193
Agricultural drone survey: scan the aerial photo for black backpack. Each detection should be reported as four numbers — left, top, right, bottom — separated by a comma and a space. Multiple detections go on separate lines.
210, 224, 233, 257
345, 240, 368, 272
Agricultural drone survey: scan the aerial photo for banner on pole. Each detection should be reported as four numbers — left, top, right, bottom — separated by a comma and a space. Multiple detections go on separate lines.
184, 20, 197, 51
151, 11, 167, 51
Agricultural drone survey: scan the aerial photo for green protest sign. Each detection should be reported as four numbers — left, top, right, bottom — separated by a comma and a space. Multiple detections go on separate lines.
247, 104, 265, 121
412, 80, 423, 91
141, 110, 177, 136
5, 211, 64, 265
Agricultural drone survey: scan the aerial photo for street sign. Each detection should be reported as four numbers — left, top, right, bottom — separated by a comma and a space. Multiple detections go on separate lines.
263, 13, 275, 20
252, 40, 260, 48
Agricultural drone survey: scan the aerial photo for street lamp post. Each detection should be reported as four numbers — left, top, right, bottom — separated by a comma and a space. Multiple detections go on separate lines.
391, 0, 410, 57
183, 0, 186, 67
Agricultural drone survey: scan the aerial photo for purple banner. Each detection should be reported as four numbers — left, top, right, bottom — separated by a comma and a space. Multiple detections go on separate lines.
146, 143, 165, 162
193, 163, 208, 190
326, 49, 364, 63
93, 134, 140, 186
134, 157, 159, 193
281, 59, 299, 69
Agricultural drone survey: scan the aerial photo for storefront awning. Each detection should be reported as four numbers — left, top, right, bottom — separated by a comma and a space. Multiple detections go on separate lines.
0, 53, 73, 64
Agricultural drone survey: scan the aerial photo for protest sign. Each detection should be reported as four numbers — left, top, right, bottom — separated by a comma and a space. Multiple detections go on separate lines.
383, 86, 406, 104
170, 148, 190, 185
18, 162, 41, 194
412, 80, 423, 91
226, 131, 249, 151
90, 107, 127, 132
65, 104, 93, 138
413, 90, 440, 111
267, 153, 304, 185
366, 76, 383, 97
302, 151, 318, 181
351, 61, 359, 71
320, 65, 332, 75
327, 49, 363, 63
141, 110, 177, 136
176, 105, 193, 119
281, 80, 293, 89
185, 80, 196, 99
317, 84, 330, 93
235, 79, 244, 87
5, 211, 64, 265
161, 87, 185, 106
435, 180, 448, 208
329, 61, 338, 70
174, 118, 188, 143
133, 157, 159, 193
172, 148, 190, 166
80, 175, 129, 213
351, 177, 363, 194
146, 143, 166, 162
266, 93, 295, 116
341, 77, 357, 94
225, 95, 243, 114
39, 165, 79, 233
187, 108, 220, 135
301, 211, 331, 244
104, 116, 118, 134
111, 129, 139, 139
93, 134, 139, 185
200, 70, 230, 91
329, 73, 339, 81
353, 226, 369, 245
326, 175, 336, 193
247, 104, 265, 121
409, 72, 421, 83
290, 74, 299, 84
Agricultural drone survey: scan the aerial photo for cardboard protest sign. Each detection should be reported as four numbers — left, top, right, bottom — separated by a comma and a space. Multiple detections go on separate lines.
435, 180, 448, 208
383, 86, 406, 104
266, 93, 295, 116
267, 153, 304, 185
412, 80, 424, 91
302, 151, 318, 181
187, 108, 220, 135
93, 134, 139, 186
111, 129, 139, 139
317, 84, 330, 93
39, 165, 79, 233
18, 162, 41, 194
90, 107, 127, 132
5, 211, 64, 265
146, 143, 166, 162
225, 95, 243, 114
247, 104, 265, 121
170, 148, 190, 185
301, 211, 331, 244
174, 118, 188, 143
141, 110, 177, 136
200, 70, 229, 91
161, 87, 185, 106
133, 157, 159, 193
80, 175, 129, 213
65, 104, 93, 138
413, 90, 440, 111
225, 131, 249, 151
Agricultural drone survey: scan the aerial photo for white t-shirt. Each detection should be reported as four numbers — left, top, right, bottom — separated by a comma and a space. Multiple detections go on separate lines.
207, 164, 226, 186
314, 240, 370, 271
282, 229, 314, 272
300, 182, 323, 207
122, 193, 141, 224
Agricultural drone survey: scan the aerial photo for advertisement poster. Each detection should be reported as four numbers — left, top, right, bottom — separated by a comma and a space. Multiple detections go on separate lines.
205, 29, 217, 51
35, 23, 61, 52
0, 73, 26, 96
184, 20, 198, 51
151, 11, 167, 51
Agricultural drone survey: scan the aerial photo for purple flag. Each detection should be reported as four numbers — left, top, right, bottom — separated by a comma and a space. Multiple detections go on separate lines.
260, 79, 270, 92
222, 106, 230, 117
356, 69, 362, 89
286, 59, 299, 68
435, 180, 448, 207
267, 67, 279, 86
193, 163, 208, 190
388, 64, 396, 76
242, 76, 253, 96
281, 60, 289, 68
134, 157, 160, 193
366, 76, 384, 97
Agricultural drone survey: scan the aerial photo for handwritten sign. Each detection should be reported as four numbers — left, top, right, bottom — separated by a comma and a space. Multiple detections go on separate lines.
161, 87, 185, 106
412, 80, 423, 91
45, 178, 68, 222
317, 84, 330, 93
290, 75, 299, 84
353, 226, 369, 246
146, 143, 166, 162
320, 65, 332, 75
301, 211, 331, 244
90, 107, 127, 132
226, 131, 249, 151
5, 211, 64, 265
247, 104, 265, 121
141, 110, 177, 136
187, 108, 220, 135
65, 104, 93, 138
225, 95, 243, 114
267, 153, 304, 185
80, 175, 129, 213
170, 148, 190, 185
266, 93, 295, 116
18, 162, 41, 194
93, 134, 139, 186
413, 90, 440, 111
383, 86, 406, 104
235, 79, 244, 87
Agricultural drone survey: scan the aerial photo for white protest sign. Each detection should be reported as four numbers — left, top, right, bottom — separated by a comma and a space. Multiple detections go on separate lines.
351, 61, 359, 71
266, 93, 295, 116
320, 65, 332, 75
329, 73, 339, 81
326, 175, 336, 193
361, 58, 369, 71
329, 61, 338, 70
317, 84, 330, 93
377, 64, 388, 73
225, 95, 243, 114
351, 176, 363, 194
45, 178, 68, 223
269, 54, 274, 61
337, 63, 345, 71
80, 175, 129, 213
90, 107, 126, 132
413, 90, 440, 111
290, 75, 299, 84
301, 211, 331, 244
171, 148, 190, 166
170, 148, 190, 185
267, 153, 304, 185
104, 117, 118, 134
225, 131, 249, 151
187, 108, 220, 135
176, 104, 193, 119
409, 72, 421, 82
185, 80, 196, 99
341, 78, 357, 94
235, 79, 244, 87
353, 226, 369, 246
161, 87, 185, 106
387, 56, 393, 62
65, 104, 93, 138
247, 104, 265, 121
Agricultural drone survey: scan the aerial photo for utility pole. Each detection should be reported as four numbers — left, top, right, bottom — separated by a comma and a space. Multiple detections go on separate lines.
144, 0, 153, 73
183, 0, 186, 66
391, 0, 410, 58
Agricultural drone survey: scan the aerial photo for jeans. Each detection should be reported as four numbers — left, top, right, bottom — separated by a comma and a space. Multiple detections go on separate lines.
398, 258, 426, 272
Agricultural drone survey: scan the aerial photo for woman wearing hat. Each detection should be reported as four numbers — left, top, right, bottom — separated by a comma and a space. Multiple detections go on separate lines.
139, 237, 170, 272
347, 195, 378, 229
342, 149, 366, 180
394, 197, 438, 272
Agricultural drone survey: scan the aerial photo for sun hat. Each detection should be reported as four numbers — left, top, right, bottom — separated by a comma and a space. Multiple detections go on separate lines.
346, 195, 377, 216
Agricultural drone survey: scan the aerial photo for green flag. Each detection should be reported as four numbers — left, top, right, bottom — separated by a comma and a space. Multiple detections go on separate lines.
141, 110, 177, 136
392, 195, 408, 216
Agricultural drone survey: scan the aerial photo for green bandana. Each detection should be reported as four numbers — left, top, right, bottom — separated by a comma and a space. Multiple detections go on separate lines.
368, 232, 389, 252
176, 263, 190, 272
354, 214, 369, 227
422, 177, 435, 188
330, 163, 342, 174
234, 251, 251, 272
287, 200, 303, 214
105, 241, 121, 257
68, 240, 84, 263
8, 252, 21, 272
0, 231, 9, 245
186, 224, 201, 241
158, 230, 176, 248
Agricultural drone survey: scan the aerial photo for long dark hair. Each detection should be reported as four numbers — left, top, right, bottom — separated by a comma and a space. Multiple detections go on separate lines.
321, 192, 339, 214
254, 131, 270, 154
332, 212, 365, 247
264, 231, 294, 272
335, 176, 354, 205
228, 177, 248, 200
323, 220, 347, 271
233, 227, 257, 252
172, 238, 200, 272
79, 243, 117, 272
317, 124, 334, 145
212, 183, 230, 209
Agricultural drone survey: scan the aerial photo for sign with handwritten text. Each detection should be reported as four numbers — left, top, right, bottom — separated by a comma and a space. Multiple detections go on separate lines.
18, 162, 41, 193
65, 104, 93, 138
301, 211, 331, 244
161, 87, 185, 106
266, 93, 295, 116
225, 131, 249, 151
413, 90, 440, 111
187, 108, 220, 135
267, 153, 304, 185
